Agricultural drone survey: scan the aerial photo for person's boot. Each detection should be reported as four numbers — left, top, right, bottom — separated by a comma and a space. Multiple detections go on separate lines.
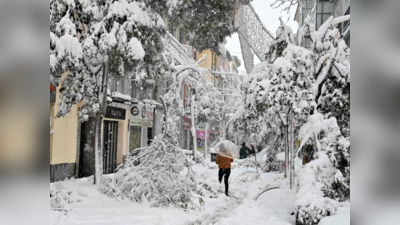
225, 192, 229, 196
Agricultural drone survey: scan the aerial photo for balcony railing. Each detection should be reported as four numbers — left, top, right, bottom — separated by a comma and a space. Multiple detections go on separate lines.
336, 6, 350, 36
343, 6, 350, 33
163, 32, 193, 65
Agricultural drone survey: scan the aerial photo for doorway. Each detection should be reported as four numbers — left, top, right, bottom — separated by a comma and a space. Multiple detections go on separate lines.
103, 121, 118, 174
130, 126, 141, 166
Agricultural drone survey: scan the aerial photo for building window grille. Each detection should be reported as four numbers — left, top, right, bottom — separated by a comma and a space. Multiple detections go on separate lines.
316, 1, 332, 29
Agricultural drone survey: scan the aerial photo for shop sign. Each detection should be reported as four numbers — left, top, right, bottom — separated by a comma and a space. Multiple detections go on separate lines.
105, 106, 126, 120
130, 118, 153, 127
130, 118, 143, 126
143, 120, 153, 127
183, 117, 190, 130
141, 106, 147, 119
195, 125, 210, 139
146, 106, 153, 120
131, 106, 140, 116
130, 103, 143, 119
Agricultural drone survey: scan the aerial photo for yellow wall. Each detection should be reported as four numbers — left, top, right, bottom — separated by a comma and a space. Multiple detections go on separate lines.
50, 81, 79, 165
197, 49, 213, 70
50, 73, 129, 170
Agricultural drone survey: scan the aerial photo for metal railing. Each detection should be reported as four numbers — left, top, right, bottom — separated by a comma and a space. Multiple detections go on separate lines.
336, 6, 350, 36
163, 32, 193, 65
343, 7, 350, 33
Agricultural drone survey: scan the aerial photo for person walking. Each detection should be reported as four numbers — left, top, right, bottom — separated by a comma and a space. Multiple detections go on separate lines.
239, 142, 250, 159
249, 144, 256, 156
215, 151, 234, 196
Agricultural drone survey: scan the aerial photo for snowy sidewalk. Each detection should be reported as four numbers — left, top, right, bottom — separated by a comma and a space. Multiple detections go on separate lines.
51, 162, 297, 225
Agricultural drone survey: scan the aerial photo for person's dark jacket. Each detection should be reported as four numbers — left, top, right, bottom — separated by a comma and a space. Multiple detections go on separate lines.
240, 146, 249, 159
248, 147, 255, 155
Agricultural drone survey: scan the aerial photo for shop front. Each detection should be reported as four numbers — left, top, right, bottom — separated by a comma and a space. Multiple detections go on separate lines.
129, 101, 155, 163
77, 103, 130, 177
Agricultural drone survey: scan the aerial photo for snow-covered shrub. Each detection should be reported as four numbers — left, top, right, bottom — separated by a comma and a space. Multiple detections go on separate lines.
295, 152, 339, 225
50, 192, 68, 210
101, 135, 197, 209
295, 113, 350, 223
262, 153, 280, 172
50, 181, 84, 211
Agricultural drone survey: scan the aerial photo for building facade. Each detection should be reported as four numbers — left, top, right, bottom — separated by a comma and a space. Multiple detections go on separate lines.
294, 0, 350, 48
50, 20, 242, 182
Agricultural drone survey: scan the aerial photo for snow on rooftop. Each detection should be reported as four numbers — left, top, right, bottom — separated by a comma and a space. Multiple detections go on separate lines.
111, 92, 131, 101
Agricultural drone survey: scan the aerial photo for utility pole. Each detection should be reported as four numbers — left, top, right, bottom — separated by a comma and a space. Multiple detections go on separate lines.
285, 124, 289, 179
190, 87, 197, 162
290, 110, 295, 189
204, 123, 208, 159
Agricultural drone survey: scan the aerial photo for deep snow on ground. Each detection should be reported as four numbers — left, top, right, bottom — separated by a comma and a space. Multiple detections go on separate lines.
50, 158, 348, 225
319, 202, 350, 225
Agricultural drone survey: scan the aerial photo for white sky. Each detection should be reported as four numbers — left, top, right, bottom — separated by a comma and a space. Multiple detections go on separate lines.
226, 0, 299, 74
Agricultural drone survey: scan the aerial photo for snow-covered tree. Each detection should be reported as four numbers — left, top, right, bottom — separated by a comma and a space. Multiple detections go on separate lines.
50, 0, 255, 184
50, 0, 172, 184
295, 113, 350, 224
100, 55, 214, 208
238, 13, 350, 223
194, 74, 223, 125
167, 0, 252, 52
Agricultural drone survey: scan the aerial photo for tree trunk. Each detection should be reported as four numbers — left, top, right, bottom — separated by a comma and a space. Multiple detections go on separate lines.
93, 61, 109, 185
93, 113, 103, 185
289, 112, 294, 189
285, 125, 289, 178
291, 116, 295, 189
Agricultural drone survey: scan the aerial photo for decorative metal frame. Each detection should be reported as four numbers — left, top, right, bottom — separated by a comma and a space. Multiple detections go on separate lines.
235, 3, 276, 73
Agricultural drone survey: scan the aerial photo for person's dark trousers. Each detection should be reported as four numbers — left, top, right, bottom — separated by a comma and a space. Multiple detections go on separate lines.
218, 168, 231, 193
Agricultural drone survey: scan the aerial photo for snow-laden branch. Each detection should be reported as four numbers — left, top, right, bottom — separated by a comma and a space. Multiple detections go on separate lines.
271, 0, 303, 22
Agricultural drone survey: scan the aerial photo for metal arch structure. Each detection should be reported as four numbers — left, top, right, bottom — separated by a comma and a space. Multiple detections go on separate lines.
234, 2, 276, 74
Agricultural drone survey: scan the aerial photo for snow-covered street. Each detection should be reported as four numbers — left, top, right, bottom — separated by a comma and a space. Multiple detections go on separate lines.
50, 1, 351, 224
51, 159, 304, 225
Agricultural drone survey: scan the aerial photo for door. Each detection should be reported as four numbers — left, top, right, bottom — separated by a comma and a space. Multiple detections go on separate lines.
78, 121, 86, 177
103, 121, 118, 174
130, 126, 141, 166
79, 119, 96, 178
147, 127, 153, 146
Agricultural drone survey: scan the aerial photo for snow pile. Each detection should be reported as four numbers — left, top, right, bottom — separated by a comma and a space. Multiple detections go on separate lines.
319, 202, 350, 225
111, 92, 131, 101
276, 152, 286, 161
